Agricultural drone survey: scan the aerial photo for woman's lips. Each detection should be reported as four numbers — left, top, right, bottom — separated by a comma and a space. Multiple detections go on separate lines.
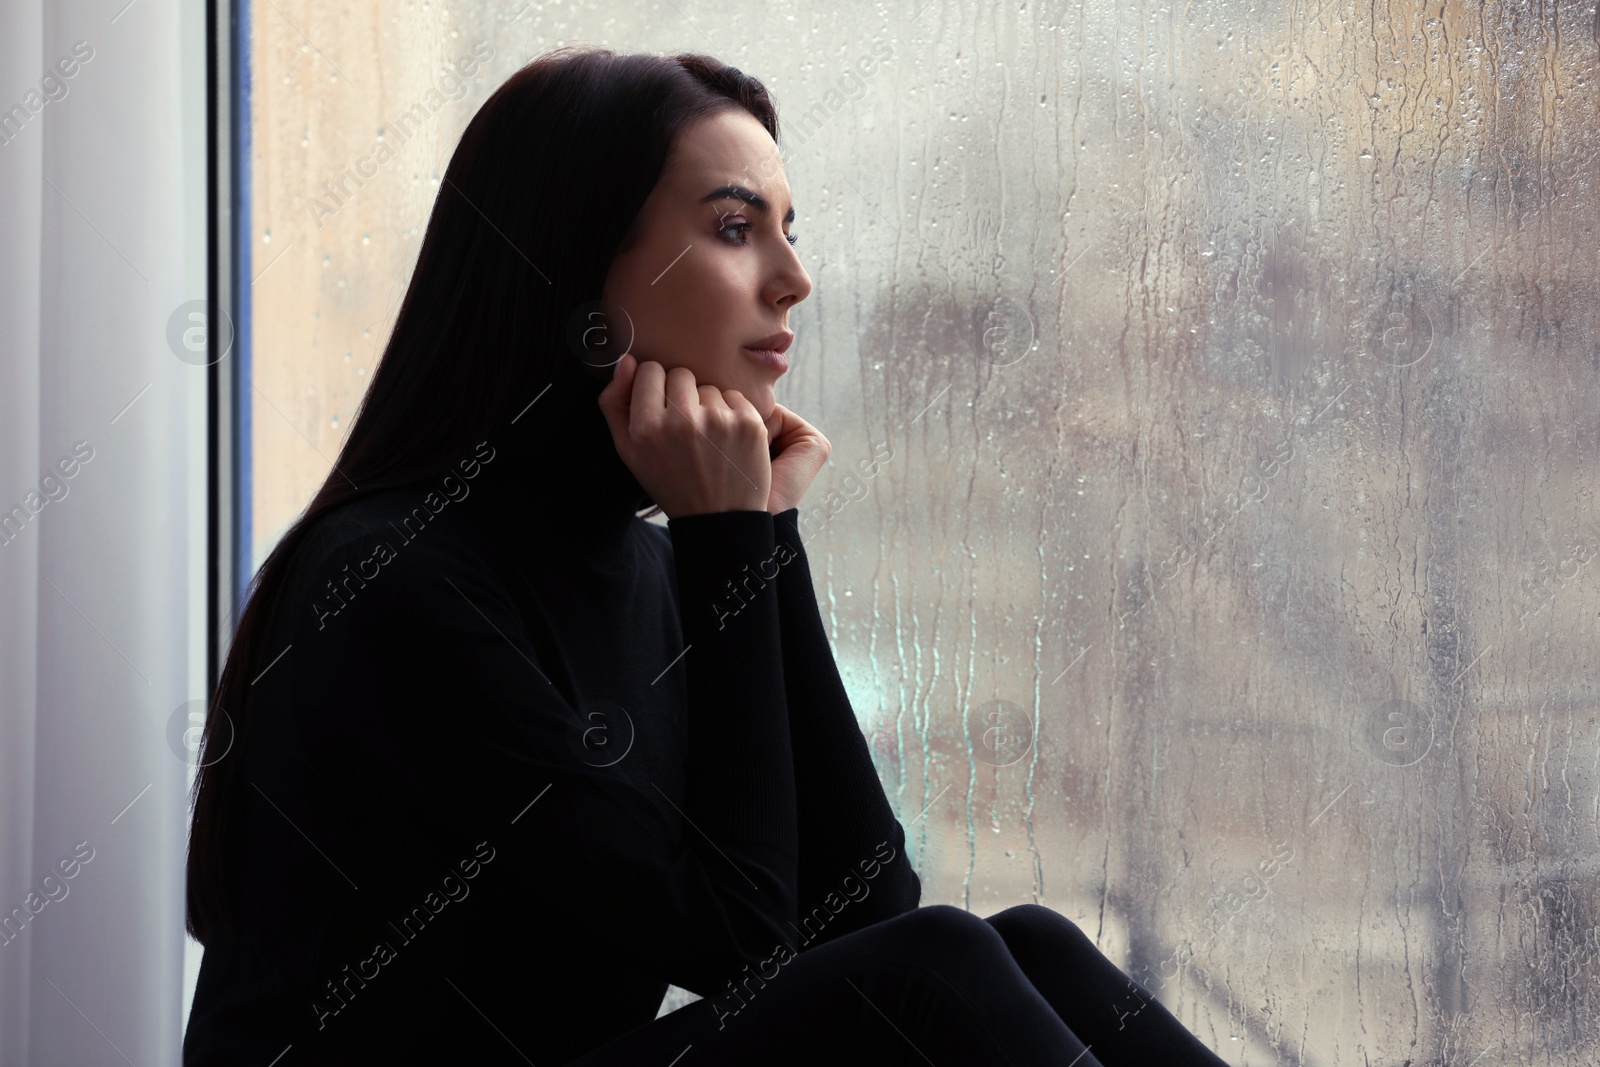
742, 346, 789, 373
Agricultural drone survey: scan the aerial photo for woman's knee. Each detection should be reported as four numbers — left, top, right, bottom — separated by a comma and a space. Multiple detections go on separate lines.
875, 904, 1011, 970
900, 903, 1000, 938
985, 902, 1092, 949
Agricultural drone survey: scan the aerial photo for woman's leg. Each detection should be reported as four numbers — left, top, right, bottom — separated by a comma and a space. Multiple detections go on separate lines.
983, 904, 1230, 1067
567, 904, 1106, 1067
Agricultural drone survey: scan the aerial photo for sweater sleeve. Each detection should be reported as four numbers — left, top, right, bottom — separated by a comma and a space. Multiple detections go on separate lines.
772, 508, 921, 946
317, 510, 797, 1000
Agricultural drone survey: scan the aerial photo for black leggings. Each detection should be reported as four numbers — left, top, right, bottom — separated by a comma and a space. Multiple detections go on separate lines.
568, 904, 1230, 1067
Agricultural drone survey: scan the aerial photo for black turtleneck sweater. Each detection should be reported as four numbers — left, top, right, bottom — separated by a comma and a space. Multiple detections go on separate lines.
182, 377, 921, 1065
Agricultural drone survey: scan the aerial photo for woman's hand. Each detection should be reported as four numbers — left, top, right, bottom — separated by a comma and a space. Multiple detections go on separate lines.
763, 402, 830, 515
597, 353, 772, 519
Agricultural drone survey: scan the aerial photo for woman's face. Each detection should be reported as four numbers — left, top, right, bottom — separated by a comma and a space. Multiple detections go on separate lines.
601, 108, 812, 422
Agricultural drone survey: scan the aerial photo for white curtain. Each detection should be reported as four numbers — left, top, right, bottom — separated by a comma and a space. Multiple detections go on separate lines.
0, 0, 206, 1062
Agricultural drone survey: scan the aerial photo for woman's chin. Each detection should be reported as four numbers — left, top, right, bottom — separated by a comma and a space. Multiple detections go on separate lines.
720, 375, 776, 419
756, 389, 779, 422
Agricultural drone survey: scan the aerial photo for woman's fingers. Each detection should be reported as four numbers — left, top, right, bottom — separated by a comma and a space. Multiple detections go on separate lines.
765, 402, 831, 513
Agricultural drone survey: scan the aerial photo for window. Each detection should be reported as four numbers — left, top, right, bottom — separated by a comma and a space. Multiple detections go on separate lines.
240, 3, 1600, 1059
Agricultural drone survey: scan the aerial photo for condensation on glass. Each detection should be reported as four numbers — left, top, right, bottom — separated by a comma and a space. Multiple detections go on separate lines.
252, 2, 1600, 1060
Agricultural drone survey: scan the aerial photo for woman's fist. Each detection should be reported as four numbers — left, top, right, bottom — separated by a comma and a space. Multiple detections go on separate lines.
597, 354, 772, 519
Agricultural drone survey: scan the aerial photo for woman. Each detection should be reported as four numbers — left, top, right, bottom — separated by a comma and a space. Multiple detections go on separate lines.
182, 46, 1229, 1066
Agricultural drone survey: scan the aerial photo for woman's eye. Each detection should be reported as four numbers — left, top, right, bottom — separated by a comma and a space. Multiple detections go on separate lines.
717, 219, 799, 247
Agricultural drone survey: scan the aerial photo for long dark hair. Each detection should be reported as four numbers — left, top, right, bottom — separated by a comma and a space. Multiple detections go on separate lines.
186, 47, 781, 945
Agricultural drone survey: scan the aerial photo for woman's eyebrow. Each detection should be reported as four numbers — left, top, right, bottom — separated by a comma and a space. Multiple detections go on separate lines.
700, 183, 796, 225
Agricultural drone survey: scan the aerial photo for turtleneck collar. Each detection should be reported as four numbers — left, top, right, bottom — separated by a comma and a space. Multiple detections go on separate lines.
462, 372, 655, 550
